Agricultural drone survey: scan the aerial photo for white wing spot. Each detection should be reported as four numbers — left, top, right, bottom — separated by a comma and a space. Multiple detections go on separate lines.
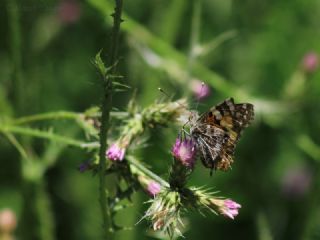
214, 110, 222, 120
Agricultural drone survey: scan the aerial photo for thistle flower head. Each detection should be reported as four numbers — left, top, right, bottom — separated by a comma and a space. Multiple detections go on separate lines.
190, 79, 211, 100
210, 198, 241, 220
144, 186, 242, 238
106, 143, 126, 161
172, 138, 197, 168
302, 52, 319, 73
144, 190, 182, 238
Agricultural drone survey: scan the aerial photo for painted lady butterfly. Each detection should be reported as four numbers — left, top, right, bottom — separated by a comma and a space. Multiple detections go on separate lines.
188, 98, 254, 172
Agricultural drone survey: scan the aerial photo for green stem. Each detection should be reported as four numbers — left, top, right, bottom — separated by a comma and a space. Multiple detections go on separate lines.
13, 111, 81, 125
157, 0, 187, 44
86, 0, 249, 100
20, 180, 55, 240
107, 0, 123, 76
296, 134, 320, 162
6, 0, 23, 113
2, 132, 29, 160
12, 111, 129, 125
201, 30, 237, 54
186, 0, 201, 99
98, 0, 123, 237
188, 0, 201, 77
126, 155, 170, 188
1, 124, 170, 190
0, 125, 99, 149
6, 3, 56, 240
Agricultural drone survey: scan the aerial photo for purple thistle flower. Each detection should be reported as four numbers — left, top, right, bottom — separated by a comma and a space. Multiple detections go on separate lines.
147, 181, 161, 197
221, 199, 241, 219
106, 143, 125, 161
172, 138, 197, 168
210, 198, 241, 220
190, 79, 211, 100
302, 52, 318, 73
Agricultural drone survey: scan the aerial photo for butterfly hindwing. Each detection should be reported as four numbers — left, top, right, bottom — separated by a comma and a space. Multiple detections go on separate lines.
193, 124, 225, 169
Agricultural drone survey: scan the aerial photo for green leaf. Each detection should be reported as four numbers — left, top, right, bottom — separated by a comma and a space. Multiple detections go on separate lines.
94, 50, 109, 76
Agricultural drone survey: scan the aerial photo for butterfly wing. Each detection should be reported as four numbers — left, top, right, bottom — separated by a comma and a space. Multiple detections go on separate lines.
192, 123, 226, 169
193, 98, 254, 171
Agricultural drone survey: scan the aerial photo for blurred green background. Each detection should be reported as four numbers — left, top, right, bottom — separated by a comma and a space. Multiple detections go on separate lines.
1, 0, 320, 239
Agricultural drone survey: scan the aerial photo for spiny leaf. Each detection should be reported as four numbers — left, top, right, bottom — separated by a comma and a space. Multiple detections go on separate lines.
94, 50, 111, 76
112, 81, 131, 89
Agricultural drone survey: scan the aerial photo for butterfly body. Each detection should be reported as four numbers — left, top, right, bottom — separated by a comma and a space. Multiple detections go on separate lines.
189, 98, 254, 171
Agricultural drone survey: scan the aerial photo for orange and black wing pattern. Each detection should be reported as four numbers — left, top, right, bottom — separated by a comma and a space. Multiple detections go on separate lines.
191, 98, 254, 171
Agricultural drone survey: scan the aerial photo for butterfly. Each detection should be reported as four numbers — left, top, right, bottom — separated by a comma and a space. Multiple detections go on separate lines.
188, 98, 254, 172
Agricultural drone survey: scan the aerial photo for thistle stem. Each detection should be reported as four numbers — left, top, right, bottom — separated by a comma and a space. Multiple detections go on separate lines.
7, 0, 23, 113
126, 155, 170, 188
0, 125, 99, 149
98, 0, 123, 237
12, 111, 82, 124
12, 111, 128, 125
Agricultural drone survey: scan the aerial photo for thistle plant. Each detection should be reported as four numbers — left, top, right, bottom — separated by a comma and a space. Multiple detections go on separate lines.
143, 137, 242, 238
0, 1, 245, 239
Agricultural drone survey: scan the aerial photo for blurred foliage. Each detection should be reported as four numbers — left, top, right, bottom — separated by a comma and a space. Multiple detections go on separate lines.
1, 0, 320, 239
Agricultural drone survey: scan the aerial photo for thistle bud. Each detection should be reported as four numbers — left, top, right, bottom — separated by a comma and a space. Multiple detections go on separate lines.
147, 181, 161, 197
137, 175, 162, 197
210, 198, 241, 220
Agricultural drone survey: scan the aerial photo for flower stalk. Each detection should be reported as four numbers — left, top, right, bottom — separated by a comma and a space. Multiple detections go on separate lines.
11, 110, 128, 125
98, 0, 123, 237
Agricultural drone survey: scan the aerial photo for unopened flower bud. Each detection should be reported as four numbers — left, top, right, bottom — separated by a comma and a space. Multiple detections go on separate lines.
147, 181, 161, 197
137, 175, 162, 197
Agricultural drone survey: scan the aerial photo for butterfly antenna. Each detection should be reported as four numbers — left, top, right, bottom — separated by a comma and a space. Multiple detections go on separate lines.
159, 87, 193, 133
158, 87, 171, 99
158, 87, 189, 110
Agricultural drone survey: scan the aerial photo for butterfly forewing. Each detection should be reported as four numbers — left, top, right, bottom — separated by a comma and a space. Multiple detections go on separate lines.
190, 98, 254, 171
